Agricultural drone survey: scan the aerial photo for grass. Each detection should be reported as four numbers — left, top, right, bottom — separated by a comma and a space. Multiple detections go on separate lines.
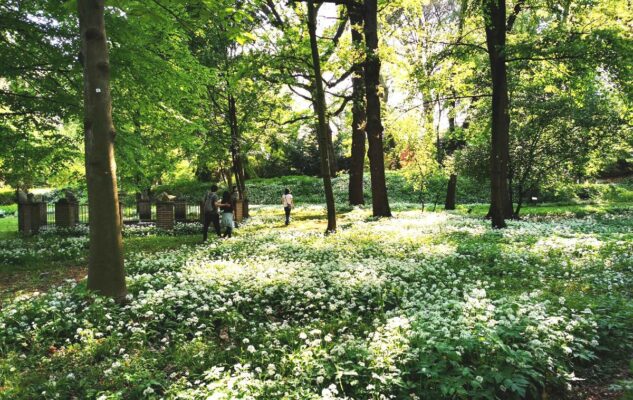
0, 216, 17, 240
0, 202, 632, 399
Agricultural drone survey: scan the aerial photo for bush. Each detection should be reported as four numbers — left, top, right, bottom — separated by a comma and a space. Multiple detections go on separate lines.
0, 187, 15, 205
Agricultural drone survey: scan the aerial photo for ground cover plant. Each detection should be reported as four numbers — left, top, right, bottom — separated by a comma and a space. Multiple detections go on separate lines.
0, 204, 631, 399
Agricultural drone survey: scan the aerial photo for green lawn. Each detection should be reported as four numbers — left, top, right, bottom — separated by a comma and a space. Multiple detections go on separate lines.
0, 203, 632, 399
0, 216, 17, 240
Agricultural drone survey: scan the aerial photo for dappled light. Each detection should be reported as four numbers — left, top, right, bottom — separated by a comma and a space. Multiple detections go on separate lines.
1, 205, 632, 398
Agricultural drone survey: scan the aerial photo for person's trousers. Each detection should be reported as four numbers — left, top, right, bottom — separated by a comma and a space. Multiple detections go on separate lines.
203, 212, 221, 241
284, 206, 291, 225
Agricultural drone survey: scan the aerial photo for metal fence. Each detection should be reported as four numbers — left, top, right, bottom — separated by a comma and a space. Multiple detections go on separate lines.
45, 203, 201, 225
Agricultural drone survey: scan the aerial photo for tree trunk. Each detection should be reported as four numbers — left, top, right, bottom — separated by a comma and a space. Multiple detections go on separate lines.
444, 97, 457, 210
483, 0, 512, 229
363, 0, 391, 217
78, 0, 126, 300
347, 4, 366, 206
228, 94, 249, 217
326, 124, 337, 177
445, 174, 457, 210
309, 90, 338, 178
307, 0, 337, 233
514, 183, 524, 218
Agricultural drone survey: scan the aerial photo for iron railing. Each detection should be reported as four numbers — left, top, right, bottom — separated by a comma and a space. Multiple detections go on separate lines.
45, 203, 201, 225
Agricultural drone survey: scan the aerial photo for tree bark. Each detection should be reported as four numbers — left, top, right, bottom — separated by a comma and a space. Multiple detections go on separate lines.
78, 0, 126, 300
445, 174, 457, 210
347, 3, 366, 206
309, 87, 338, 178
326, 124, 337, 177
228, 94, 249, 217
363, 0, 391, 217
444, 97, 457, 210
483, 0, 512, 228
307, 0, 337, 233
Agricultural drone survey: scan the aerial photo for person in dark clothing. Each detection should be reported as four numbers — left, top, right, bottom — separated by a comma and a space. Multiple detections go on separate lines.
282, 188, 294, 225
202, 184, 221, 242
219, 190, 235, 238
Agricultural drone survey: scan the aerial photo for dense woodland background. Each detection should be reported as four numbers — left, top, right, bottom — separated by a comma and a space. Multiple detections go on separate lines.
1, 0, 631, 213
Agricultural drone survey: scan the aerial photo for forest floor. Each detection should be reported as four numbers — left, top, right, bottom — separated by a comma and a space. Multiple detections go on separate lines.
0, 203, 632, 399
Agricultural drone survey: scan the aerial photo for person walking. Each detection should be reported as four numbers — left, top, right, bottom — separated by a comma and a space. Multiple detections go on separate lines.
202, 184, 221, 242
219, 190, 235, 238
282, 188, 294, 226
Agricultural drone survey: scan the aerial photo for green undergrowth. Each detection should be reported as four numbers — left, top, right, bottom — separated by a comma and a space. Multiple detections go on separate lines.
0, 204, 631, 399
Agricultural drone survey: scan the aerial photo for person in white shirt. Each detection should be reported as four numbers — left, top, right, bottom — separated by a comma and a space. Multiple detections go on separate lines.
282, 188, 294, 225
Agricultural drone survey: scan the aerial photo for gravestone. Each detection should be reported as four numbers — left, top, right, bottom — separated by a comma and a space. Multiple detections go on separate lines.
137, 190, 151, 222
156, 192, 175, 230
18, 193, 46, 235
55, 190, 79, 228
55, 199, 78, 227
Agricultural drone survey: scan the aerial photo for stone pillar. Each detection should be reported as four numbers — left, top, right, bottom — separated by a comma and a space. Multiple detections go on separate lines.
137, 200, 151, 222
18, 204, 31, 234
34, 202, 47, 232
55, 199, 79, 227
38, 202, 47, 228
17, 191, 29, 234
234, 200, 244, 222
175, 200, 187, 222
20, 201, 46, 234
156, 201, 175, 230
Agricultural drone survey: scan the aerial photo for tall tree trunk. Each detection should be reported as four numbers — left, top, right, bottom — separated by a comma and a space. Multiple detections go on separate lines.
363, 0, 391, 217
484, 0, 512, 229
228, 94, 249, 217
326, 125, 337, 177
309, 89, 337, 178
514, 183, 524, 218
78, 0, 126, 300
307, 0, 337, 233
226, 166, 233, 188
445, 97, 457, 210
445, 174, 457, 210
347, 3, 366, 206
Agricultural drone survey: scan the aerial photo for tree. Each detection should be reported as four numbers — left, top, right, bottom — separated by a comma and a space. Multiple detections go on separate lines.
307, 0, 337, 233
0, 0, 82, 190
482, 0, 514, 228
364, 0, 391, 217
347, 2, 367, 205
78, 0, 126, 300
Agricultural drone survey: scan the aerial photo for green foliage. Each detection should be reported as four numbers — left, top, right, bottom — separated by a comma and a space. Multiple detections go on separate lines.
0, 188, 15, 206
1, 205, 633, 398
